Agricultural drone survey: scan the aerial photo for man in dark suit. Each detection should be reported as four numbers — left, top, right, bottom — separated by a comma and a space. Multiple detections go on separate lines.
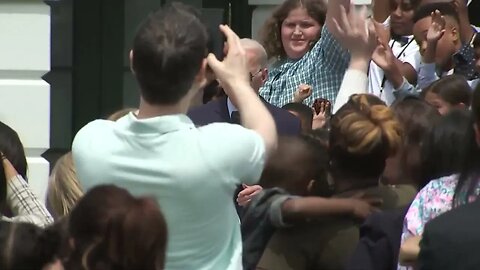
188, 38, 302, 136
417, 199, 480, 270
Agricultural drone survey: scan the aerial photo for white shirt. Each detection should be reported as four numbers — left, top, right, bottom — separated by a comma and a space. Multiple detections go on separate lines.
368, 37, 421, 106
72, 113, 266, 270
227, 97, 237, 117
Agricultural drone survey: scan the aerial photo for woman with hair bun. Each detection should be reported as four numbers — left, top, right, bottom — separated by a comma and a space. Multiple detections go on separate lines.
329, 94, 415, 207
255, 94, 416, 270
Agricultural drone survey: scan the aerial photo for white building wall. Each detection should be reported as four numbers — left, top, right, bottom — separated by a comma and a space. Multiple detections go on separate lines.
0, 0, 51, 203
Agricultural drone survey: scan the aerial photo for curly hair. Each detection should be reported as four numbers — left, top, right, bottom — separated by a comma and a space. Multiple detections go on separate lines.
329, 94, 403, 180
259, 0, 327, 60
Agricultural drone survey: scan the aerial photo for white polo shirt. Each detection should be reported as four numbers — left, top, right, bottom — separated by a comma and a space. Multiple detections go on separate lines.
72, 112, 266, 270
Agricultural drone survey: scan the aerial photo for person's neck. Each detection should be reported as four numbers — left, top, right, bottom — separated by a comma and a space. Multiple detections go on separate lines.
136, 96, 191, 119
445, 42, 464, 71
333, 176, 379, 194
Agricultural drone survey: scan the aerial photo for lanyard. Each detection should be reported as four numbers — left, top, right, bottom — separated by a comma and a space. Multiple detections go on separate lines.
380, 38, 415, 95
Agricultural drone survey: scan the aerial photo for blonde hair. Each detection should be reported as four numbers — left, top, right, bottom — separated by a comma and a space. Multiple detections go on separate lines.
330, 94, 402, 178
47, 152, 83, 218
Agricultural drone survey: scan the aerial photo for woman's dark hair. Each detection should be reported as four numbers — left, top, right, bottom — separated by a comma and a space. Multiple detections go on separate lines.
420, 109, 470, 189
0, 121, 28, 204
453, 84, 480, 207
259, 0, 327, 60
67, 185, 168, 270
423, 74, 472, 107
387, 98, 440, 186
0, 221, 61, 270
329, 94, 402, 183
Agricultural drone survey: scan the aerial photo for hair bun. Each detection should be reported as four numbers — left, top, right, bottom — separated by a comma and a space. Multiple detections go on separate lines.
337, 94, 402, 156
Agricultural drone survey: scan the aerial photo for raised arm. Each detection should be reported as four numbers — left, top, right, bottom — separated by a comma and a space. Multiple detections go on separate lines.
207, 25, 277, 155
453, 0, 475, 44
331, 6, 378, 113
1, 155, 53, 227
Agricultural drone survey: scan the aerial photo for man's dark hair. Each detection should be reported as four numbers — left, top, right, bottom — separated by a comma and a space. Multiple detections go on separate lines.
132, 2, 208, 105
413, 2, 459, 24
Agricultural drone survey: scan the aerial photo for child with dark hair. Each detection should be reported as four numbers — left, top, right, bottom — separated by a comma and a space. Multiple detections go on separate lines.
241, 136, 378, 270
282, 102, 314, 132
422, 74, 471, 114
413, 2, 479, 89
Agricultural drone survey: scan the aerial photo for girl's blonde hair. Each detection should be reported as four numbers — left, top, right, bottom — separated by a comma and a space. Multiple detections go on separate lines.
47, 152, 83, 218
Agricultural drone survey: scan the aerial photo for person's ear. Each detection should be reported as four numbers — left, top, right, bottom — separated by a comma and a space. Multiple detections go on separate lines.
129, 50, 135, 75
193, 59, 208, 90
261, 68, 268, 84
451, 26, 459, 43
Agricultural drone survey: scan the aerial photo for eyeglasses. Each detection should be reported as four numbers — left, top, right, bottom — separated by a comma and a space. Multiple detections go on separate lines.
249, 70, 263, 81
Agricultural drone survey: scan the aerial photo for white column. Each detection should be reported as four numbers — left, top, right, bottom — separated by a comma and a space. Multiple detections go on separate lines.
249, 0, 372, 40
0, 0, 51, 203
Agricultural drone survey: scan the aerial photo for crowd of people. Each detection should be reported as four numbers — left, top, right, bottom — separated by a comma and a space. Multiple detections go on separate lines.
0, 0, 480, 269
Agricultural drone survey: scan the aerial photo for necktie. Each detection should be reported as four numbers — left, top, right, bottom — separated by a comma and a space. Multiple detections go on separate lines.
230, 111, 241, 124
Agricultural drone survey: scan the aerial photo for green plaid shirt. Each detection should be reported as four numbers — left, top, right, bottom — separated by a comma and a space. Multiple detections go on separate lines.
259, 27, 350, 107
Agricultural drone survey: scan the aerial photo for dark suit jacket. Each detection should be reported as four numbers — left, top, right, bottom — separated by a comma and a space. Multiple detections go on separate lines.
346, 206, 410, 270
418, 199, 480, 270
187, 96, 301, 136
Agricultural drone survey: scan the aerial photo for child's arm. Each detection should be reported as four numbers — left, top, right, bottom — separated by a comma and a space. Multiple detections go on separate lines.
418, 10, 445, 89
453, 0, 475, 44
281, 196, 380, 223
423, 10, 446, 64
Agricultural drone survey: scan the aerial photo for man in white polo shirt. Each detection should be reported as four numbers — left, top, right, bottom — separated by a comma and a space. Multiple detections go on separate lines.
71, 3, 277, 270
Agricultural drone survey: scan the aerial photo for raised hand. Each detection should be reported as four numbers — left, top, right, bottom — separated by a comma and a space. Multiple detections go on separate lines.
1, 152, 19, 181
426, 10, 446, 44
372, 42, 396, 71
331, 5, 378, 59
312, 99, 331, 130
373, 20, 391, 47
293, 84, 312, 103
207, 25, 250, 95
